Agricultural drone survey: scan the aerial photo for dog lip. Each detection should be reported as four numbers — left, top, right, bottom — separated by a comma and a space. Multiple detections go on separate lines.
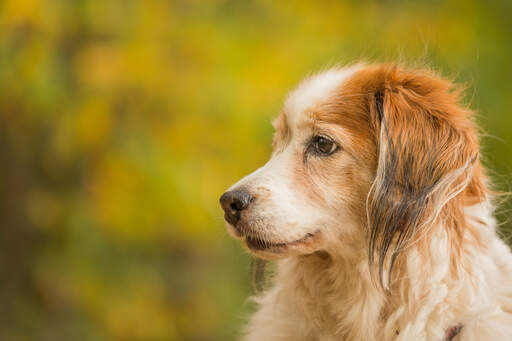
245, 231, 320, 251
224, 212, 240, 227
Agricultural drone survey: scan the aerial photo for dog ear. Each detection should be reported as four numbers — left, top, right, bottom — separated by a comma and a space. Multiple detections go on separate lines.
366, 67, 483, 288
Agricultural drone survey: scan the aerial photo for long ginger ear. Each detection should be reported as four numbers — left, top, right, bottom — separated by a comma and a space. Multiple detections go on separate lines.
366, 66, 485, 288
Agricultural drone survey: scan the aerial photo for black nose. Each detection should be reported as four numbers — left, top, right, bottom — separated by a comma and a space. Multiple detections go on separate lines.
219, 189, 253, 226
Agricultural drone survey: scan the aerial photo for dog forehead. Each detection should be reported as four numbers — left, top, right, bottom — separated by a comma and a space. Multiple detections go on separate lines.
283, 65, 361, 126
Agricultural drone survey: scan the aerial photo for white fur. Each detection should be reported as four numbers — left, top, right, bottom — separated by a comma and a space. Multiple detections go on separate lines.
284, 66, 360, 128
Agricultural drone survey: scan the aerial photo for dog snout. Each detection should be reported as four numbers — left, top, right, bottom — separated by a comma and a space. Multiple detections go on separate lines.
219, 189, 253, 226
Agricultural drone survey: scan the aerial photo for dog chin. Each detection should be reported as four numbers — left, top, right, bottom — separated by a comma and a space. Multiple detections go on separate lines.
225, 223, 244, 239
224, 218, 322, 258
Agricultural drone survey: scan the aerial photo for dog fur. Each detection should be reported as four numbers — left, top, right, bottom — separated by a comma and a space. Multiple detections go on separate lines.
220, 63, 512, 340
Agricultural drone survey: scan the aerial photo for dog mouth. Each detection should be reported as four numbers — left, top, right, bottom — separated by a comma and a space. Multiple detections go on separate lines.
245, 231, 320, 252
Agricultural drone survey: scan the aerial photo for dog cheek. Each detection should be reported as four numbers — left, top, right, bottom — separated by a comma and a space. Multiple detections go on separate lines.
293, 158, 328, 206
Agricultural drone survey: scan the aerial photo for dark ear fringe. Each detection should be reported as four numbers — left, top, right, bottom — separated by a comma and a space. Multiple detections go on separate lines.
367, 88, 477, 290
367, 89, 426, 288
250, 258, 268, 293
374, 90, 385, 121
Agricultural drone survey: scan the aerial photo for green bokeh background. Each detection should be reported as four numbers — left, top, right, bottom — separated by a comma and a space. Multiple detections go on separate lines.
0, 1, 511, 340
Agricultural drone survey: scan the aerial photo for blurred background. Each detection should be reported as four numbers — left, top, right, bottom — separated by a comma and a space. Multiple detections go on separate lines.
0, 0, 511, 340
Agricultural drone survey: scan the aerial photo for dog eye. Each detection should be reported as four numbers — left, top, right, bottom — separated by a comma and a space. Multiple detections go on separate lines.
311, 136, 338, 156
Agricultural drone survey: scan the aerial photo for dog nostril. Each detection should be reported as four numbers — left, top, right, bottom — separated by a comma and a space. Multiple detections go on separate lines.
230, 198, 248, 212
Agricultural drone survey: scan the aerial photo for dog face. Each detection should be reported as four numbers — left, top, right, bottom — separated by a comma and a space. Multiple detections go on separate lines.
220, 66, 375, 259
220, 64, 484, 269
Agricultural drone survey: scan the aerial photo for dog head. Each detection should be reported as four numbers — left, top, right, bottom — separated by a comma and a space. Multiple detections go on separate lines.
220, 64, 485, 280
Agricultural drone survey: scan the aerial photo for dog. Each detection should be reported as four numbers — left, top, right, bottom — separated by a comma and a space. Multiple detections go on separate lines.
219, 63, 512, 341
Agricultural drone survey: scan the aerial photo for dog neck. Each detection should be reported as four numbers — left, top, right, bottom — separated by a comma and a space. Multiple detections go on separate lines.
265, 200, 499, 341
273, 244, 385, 340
